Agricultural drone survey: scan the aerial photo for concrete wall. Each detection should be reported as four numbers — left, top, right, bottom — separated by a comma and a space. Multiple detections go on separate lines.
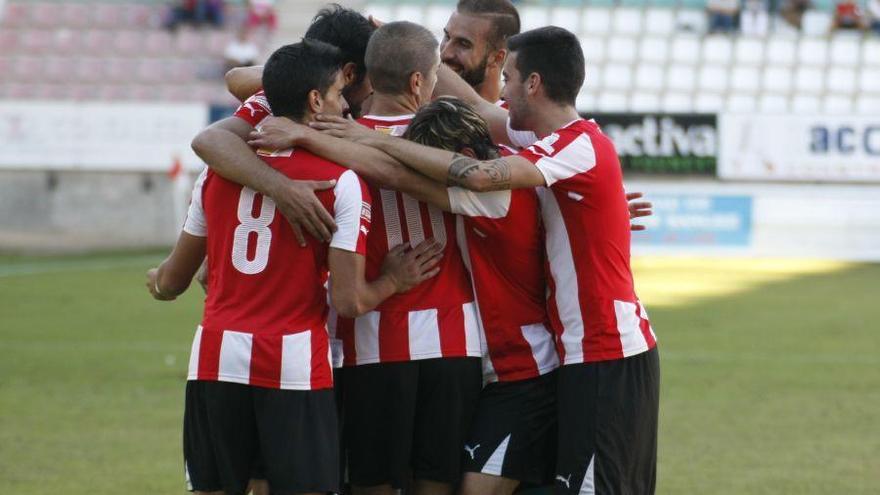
0, 170, 196, 253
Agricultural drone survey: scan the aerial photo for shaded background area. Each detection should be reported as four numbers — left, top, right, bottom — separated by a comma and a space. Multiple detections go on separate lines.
1, 253, 877, 493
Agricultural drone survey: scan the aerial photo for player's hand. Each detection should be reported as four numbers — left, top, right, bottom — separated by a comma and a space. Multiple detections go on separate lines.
310, 114, 378, 143
269, 177, 338, 246
247, 116, 312, 151
626, 192, 653, 232
147, 268, 176, 301
381, 239, 443, 293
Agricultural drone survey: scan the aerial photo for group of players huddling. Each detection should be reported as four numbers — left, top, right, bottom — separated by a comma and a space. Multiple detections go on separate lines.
146, 1, 660, 494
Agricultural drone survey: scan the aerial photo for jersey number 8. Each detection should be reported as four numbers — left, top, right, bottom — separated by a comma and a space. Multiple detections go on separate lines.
232, 188, 276, 274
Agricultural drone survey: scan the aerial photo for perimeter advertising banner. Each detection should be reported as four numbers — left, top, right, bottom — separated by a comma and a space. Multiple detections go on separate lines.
0, 101, 208, 171
719, 114, 880, 182
632, 194, 753, 247
590, 113, 718, 175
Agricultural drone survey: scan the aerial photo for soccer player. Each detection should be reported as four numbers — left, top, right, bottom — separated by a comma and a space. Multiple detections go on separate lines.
192, 5, 377, 246
145, 40, 442, 495
313, 27, 661, 495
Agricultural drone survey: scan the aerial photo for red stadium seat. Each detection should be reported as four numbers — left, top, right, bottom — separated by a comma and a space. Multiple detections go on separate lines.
20, 29, 52, 55
53, 29, 82, 55
12, 56, 43, 82
82, 30, 115, 56
0, 30, 18, 52
60, 3, 91, 28
113, 30, 142, 56
0, 2, 29, 28
145, 31, 173, 56
75, 57, 105, 83
93, 4, 123, 29
30, 2, 62, 28
175, 29, 204, 55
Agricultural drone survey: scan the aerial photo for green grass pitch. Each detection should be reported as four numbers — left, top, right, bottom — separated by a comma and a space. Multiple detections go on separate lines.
1, 252, 878, 493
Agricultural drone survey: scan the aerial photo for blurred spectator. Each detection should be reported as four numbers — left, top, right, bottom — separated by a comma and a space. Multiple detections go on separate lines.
781, 0, 812, 30
246, 0, 277, 33
832, 0, 865, 31
740, 0, 769, 35
224, 27, 260, 73
868, 0, 880, 33
707, 0, 740, 33
165, 0, 225, 31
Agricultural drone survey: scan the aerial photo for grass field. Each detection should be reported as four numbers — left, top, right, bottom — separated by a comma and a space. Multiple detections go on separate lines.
1, 252, 878, 494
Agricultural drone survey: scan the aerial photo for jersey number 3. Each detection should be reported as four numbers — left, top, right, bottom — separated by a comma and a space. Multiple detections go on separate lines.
232, 188, 276, 274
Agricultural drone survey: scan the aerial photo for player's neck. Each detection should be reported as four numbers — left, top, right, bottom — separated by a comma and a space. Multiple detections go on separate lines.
530, 102, 581, 138
367, 92, 419, 118
475, 70, 502, 104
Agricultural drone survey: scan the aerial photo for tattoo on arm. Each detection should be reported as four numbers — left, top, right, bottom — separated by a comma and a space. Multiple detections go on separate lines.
447, 154, 512, 191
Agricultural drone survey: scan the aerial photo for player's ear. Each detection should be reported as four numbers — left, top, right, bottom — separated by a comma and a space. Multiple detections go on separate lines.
307, 88, 323, 114
488, 48, 507, 69
409, 71, 422, 99
526, 72, 541, 97
341, 62, 358, 86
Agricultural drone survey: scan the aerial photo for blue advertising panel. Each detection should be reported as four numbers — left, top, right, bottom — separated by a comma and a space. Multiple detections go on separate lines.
633, 194, 752, 247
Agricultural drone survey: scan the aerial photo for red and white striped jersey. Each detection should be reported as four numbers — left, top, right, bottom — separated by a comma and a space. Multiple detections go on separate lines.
333, 114, 481, 366
233, 89, 270, 128
518, 119, 656, 364
183, 148, 371, 389
448, 146, 559, 383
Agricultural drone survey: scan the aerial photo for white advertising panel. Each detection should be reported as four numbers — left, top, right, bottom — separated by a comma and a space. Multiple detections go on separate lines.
719, 114, 880, 182
0, 101, 208, 171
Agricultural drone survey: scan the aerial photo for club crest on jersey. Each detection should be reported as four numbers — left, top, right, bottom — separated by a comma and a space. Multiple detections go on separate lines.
360, 202, 372, 222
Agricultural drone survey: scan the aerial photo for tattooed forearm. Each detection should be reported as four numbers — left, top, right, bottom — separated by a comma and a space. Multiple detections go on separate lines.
448, 154, 481, 187
447, 154, 512, 191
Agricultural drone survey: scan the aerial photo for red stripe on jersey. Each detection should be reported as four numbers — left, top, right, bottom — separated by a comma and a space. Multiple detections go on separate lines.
250, 334, 282, 388
310, 330, 333, 389
197, 330, 223, 381
438, 304, 466, 357
378, 312, 410, 361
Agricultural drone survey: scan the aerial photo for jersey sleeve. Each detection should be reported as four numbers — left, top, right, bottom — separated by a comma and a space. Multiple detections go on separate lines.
506, 117, 540, 149
233, 90, 272, 128
447, 187, 512, 219
182, 168, 209, 237
517, 129, 597, 187
329, 169, 371, 255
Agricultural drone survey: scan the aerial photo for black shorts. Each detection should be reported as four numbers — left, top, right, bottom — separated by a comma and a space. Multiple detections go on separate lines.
462, 371, 558, 485
342, 357, 482, 488
555, 347, 660, 495
183, 380, 339, 495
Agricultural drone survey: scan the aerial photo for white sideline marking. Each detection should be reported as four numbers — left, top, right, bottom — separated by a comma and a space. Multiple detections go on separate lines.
0, 255, 162, 278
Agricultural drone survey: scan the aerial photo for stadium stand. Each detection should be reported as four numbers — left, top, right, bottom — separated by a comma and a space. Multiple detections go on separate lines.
364, 0, 879, 114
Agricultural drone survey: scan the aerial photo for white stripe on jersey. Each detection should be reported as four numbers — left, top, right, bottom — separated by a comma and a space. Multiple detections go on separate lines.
614, 301, 651, 358
280, 331, 313, 388
218, 331, 253, 384
329, 169, 367, 253
408, 308, 441, 358
462, 302, 482, 363
380, 189, 404, 248
533, 133, 597, 187
187, 326, 203, 380
402, 193, 425, 246
521, 322, 560, 375
354, 311, 381, 365
538, 188, 586, 365
456, 217, 496, 383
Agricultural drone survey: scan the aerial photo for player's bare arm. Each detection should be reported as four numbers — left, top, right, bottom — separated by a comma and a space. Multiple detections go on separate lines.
433, 64, 512, 147
316, 122, 544, 192
252, 116, 452, 211
329, 239, 443, 318
225, 65, 264, 103
191, 117, 338, 246
146, 232, 207, 301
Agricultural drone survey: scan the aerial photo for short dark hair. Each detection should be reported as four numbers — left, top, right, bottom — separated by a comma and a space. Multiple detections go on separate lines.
305, 4, 375, 85
456, 0, 520, 50
365, 21, 438, 95
262, 40, 345, 121
507, 26, 584, 105
403, 97, 499, 160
